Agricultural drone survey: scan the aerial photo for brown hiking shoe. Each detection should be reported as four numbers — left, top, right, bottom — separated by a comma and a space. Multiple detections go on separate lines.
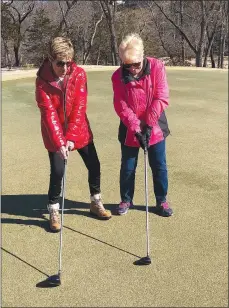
47, 203, 61, 232
90, 194, 112, 220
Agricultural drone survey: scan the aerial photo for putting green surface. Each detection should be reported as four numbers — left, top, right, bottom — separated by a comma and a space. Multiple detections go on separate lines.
1, 68, 228, 307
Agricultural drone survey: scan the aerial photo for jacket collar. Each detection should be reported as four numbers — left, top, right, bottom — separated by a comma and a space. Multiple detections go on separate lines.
121, 57, 150, 84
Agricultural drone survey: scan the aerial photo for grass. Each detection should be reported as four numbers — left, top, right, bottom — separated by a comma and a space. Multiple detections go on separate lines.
1, 68, 228, 307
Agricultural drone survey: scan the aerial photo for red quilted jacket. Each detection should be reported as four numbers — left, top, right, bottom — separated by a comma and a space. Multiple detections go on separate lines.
36, 59, 93, 152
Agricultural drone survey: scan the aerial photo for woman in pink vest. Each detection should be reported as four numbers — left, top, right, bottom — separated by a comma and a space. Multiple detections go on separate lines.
36, 37, 111, 232
111, 33, 173, 217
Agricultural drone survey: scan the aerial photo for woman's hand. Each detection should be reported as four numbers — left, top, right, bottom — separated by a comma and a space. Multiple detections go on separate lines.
58, 146, 68, 160
66, 141, 75, 151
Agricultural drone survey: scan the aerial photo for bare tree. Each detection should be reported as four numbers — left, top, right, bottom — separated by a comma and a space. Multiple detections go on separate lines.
1, 0, 14, 68
56, 0, 78, 35
147, 4, 177, 64
89, 16, 113, 65
7, 0, 36, 66
217, 0, 228, 68
204, 24, 217, 67
99, 0, 120, 65
151, 1, 219, 67
179, 0, 185, 64
82, 13, 104, 64
207, 28, 216, 68
1, 0, 227, 68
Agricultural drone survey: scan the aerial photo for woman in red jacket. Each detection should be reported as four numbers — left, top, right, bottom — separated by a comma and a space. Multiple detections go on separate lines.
36, 37, 111, 232
112, 33, 173, 217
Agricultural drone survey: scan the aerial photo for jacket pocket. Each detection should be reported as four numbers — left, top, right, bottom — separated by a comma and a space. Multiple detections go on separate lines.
149, 123, 164, 146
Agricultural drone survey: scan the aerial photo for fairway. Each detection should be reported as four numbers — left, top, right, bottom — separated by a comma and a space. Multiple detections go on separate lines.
1, 68, 228, 307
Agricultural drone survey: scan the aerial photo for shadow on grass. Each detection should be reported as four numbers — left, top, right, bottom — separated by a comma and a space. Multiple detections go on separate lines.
1, 194, 141, 259
1, 193, 116, 223
134, 205, 162, 216
1, 194, 162, 230
1, 247, 49, 277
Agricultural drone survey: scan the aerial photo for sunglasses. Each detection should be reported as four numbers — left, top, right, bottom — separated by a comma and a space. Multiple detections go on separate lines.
55, 60, 72, 67
123, 62, 142, 69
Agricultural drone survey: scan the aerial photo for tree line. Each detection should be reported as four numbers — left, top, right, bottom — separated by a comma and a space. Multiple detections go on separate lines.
1, 0, 228, 68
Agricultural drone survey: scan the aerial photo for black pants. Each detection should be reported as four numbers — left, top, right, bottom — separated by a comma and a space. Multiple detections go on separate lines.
48, 142, 101, 204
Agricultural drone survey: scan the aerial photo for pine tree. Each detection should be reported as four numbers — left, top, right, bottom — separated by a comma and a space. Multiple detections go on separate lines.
24, 8, 54, 66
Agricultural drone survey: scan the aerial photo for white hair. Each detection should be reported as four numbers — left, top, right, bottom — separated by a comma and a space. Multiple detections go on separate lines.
119, 33, 144, 63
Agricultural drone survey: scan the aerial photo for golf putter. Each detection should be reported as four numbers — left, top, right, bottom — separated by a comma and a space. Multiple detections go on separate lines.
36, 159, 67, 288
134, 147, 151, 265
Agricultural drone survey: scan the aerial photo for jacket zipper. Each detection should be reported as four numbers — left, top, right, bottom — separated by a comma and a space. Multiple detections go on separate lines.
63, 76, 69, 135
46, 77, 69, 136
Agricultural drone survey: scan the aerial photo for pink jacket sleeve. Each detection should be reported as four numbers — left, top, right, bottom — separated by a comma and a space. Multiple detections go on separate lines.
146, 61, 169, 127
112, 72, 141, 133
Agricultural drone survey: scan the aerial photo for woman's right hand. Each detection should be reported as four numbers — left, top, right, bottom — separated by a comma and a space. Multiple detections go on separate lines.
58, 146, 68, 160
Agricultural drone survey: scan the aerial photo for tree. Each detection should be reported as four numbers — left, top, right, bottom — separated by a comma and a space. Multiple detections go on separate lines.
82, 12, 104, 64
24, 8, 54, 66
1, 0, 228, 68
217, 0, 228, 68
3, 0, 36, 66
150, 1, 220, 67
1, 0, 15, 68
202, 0, 228, 68
147, 3, 180, 64
99, 0, 120, 65
55, 0, 78, 36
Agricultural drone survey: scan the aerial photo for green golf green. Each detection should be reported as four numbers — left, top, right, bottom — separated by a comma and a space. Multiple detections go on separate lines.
2, 68, 228, 307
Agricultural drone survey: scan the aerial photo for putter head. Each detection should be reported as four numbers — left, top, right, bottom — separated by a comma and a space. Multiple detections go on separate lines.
36, 274, 61, 288
134, 256, 152, 266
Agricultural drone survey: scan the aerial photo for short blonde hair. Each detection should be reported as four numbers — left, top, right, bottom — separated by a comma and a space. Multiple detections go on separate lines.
119, 33, 144, 63
48, 37, 74, 61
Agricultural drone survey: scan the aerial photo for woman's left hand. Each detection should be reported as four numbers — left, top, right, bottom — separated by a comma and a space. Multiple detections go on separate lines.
66, 141, 75, 151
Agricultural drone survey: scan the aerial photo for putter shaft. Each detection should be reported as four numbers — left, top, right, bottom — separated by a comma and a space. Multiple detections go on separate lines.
144, 149, 150, 257
58, 159, 67, 278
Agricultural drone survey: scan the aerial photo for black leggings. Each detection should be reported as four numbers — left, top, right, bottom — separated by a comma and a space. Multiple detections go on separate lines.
48, 142, 100, 204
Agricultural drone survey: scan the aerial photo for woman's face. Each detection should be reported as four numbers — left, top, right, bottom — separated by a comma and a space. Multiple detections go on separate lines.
122, 59, 143, 77
51, 56, 72, 78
